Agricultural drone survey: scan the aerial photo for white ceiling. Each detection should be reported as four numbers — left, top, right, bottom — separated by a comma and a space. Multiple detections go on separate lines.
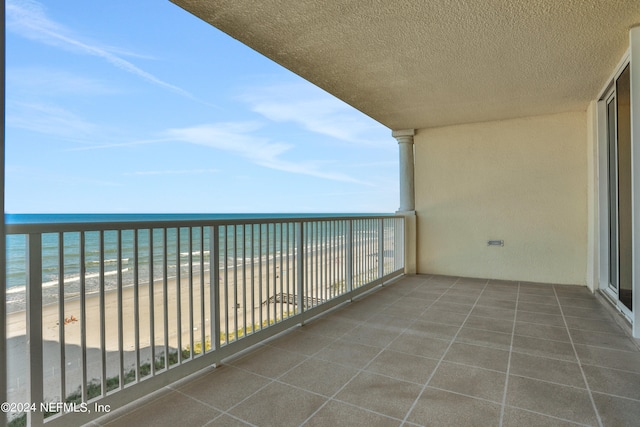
171, 0, 640, 130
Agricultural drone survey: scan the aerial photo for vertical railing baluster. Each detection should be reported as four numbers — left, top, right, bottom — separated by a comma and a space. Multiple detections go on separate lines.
176, 228, 182, 363
265, 224, 270, 326
368, 219, 372, 281
398, 218, 403, 270
199, 227, 205, 354
133, 230, 140, 381
379, 219, 384, 280
346, 221, 353, 297
398, 217, 403, 270
313, 223, 318, 304
296, 222, 304, 321
286, 223, 290, 311
210, 226, 220, 351
242, 225, 247, 336
149, 230, 155, 375
233, 225, 238, 339
309, 222, 312, 303
117, 230, 124, 386
272, 224, 277, 322
58, 232, 66, 401
26, 233, 44, 426
80, 232, 87, 401
223, 226, 229, 345
250, 225, 255, 334
188, 228, 194, 356
329, 221, 334, 299
279, 223, 284, 318
369, 219, 373, 282
325, 221, 329, 301
258, 224, 263, 329
99, 231, 107, 396
318, 222, 322, 303
163, 229, 169, 369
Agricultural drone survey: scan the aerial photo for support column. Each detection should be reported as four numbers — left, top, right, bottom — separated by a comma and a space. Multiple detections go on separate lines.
393, 129, 416, 213
630, 25, 640, 338
393, 129, 417, 274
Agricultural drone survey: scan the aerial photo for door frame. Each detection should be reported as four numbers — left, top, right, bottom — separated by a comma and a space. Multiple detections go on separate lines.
597, 51, 635, 329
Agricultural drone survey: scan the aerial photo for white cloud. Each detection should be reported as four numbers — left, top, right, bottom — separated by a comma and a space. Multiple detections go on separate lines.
124, 169, 220, 176
7, 67, 118, 97
6, 0, 203, 103
166, 122, 369, 184
6, 101, 98, 140
239, 82, 389, 146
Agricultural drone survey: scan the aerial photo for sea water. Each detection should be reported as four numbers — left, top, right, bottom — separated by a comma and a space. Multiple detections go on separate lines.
5, 213, 377, 312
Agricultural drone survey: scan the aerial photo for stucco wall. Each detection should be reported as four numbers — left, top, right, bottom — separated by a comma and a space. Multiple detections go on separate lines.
414, 111, 588, 284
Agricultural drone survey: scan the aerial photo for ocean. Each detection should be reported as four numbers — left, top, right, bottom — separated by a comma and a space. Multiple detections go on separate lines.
5, 213, 386, 312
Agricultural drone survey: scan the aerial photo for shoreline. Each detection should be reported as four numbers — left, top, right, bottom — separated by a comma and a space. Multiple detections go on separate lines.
6, 249, 333, 346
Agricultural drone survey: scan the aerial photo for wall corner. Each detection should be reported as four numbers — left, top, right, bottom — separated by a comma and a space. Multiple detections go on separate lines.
396, 210, 417, 274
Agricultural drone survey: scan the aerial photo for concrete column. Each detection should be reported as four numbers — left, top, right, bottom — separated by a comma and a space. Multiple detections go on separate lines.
393, 129, 416, 213
630, 25, 640, 338
393, 129, 417, 274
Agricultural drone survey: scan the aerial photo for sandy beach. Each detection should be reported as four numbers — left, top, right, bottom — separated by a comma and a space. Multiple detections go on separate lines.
6, 251, 355, 404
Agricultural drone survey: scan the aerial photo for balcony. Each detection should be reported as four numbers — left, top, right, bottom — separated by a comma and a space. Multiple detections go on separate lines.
92, 274, 640, 427
4, 215, 640, 426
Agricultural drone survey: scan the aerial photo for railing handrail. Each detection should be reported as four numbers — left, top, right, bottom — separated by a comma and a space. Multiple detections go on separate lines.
5, 214, 400, 235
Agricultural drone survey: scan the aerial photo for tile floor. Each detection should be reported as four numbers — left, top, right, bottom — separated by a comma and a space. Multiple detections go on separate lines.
90, 275, 640, 427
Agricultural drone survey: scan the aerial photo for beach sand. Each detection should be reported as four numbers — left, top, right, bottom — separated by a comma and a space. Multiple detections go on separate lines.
6, 254, 351, 404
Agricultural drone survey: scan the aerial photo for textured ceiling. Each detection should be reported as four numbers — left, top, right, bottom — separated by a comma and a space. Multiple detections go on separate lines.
171, 0, 640, 130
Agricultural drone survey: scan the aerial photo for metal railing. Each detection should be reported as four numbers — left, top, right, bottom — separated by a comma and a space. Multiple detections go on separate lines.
4, 215, 404, 426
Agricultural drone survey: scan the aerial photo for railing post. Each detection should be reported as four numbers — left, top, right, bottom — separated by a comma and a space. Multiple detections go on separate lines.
27, 233, 44, 426
210, 226, 220, 353
296, 222, 304, 324
400, 216, 407, 271
346, 220, 354, 299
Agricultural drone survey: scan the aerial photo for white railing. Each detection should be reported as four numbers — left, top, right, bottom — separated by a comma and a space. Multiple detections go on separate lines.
4, 215, 404, 426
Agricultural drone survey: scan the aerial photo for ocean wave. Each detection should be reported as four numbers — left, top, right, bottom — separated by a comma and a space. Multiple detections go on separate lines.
6, 268, 132, 295
179, 250, 211, 257
85, 258, 130, 266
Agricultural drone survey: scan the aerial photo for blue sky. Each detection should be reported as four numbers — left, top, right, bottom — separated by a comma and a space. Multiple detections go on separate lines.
5, 0, 398, 214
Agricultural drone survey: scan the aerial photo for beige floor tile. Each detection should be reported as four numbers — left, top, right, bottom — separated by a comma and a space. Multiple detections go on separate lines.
365, 349, 438, 384
506, 376, 598, 425
279, 357, 359, 397
429, 362, 506, 402
229, 382, 327, 427
176, 364, 271, 411
103, 391, 219, 427
406, 387, 501, 427
304, 400, 401, 427
335, 371, 422, 419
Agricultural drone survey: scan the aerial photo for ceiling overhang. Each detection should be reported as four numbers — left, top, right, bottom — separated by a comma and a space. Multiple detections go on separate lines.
171, 0, 640, 130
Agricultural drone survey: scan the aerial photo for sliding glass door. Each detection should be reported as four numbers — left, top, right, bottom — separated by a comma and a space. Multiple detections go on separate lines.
606, 64, 632, 313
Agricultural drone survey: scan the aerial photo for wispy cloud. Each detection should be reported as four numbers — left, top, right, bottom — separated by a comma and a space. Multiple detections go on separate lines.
7, 67, 118, 97
66, 137, 175, 151
124, 169, 220, 176
6, 0, 206, 103
6, 101, 99, 140
240, 82, 389, 146
166, 122, 368, 184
